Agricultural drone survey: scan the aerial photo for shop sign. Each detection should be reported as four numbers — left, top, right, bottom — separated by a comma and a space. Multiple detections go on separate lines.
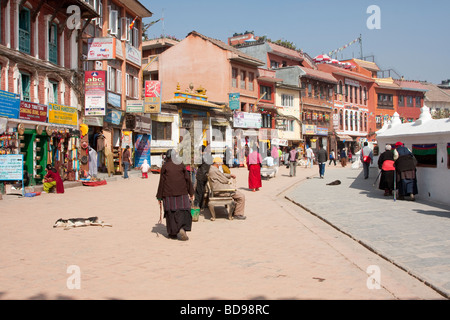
85, 71, 106, 116
19, 101, 47, 122
0, 154, 23, 181
229, 93, 240, 110
121, 131, 133, 148
83, 116, 104, 127
135, 115, 152, 134
126, 43, 141, 66
302, 124, 317, 135
107, 92, 121, 109
233, 111, 261, 129
271, 138, 288, 146
48, 103, 78, 126
317, 127, 329, 136
0, 89, 20, 119
104, 106, 123, 125
345, 79, 360, 87
144, 81, 161, 113
87, 38, 116, 60
126, 100, 144, 113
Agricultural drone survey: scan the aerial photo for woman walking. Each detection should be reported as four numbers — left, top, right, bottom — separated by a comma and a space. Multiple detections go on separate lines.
246, 144, 262, 192
378, 144, 395, 196
156, 149, 194, 241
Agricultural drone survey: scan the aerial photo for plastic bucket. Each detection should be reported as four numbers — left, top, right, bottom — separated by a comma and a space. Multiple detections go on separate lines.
191, 207, 200, 222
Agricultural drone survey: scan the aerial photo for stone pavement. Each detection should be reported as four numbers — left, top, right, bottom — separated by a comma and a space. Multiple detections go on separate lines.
285, 164, 450, 298
0, 163, 446, 300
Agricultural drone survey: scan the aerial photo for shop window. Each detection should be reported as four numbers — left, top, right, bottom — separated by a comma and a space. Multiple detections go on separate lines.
152, 121, 172, 141
412, 144, 437, 168
48, 23, 58, 64
19, 8, 31, 54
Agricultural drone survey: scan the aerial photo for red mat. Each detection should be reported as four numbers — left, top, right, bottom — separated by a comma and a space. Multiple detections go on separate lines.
82, 180, 107, 187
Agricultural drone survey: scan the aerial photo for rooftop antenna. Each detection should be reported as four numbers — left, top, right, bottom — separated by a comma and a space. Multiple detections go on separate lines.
162, 8, 165, 38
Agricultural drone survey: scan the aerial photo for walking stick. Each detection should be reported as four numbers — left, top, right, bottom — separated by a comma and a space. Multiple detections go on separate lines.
393, 171, 397, 202
158, 200, 163, 224
373, 170, 382, 187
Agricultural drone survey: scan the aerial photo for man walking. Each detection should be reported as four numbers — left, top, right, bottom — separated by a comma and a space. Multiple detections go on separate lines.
305, 146, 314, 169
289, 147, 298, 177
360, 142, 373, 179
317, 144, 328, 179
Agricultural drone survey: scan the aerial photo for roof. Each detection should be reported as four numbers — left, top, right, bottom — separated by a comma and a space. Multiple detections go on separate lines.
352, 59, 380, 72
375, 78, 400, 90
120, 0, 153, 18
317, 64, 374, 83
267, 42, 304, 61
188, 31, 265, 67
421, 83, 450, 102
394, 79, 428, 92
301, 67, 338, 84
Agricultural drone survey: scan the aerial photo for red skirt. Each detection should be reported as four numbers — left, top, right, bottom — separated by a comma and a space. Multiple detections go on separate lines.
248, 164, 262, 189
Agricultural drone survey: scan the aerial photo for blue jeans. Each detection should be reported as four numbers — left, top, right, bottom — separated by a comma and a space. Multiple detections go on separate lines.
319, 163, 326, 177
306, 157, 313, 168
123, 162, 130, 178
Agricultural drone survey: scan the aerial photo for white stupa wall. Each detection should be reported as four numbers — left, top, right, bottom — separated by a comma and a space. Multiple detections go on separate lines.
376, 107, 450, 206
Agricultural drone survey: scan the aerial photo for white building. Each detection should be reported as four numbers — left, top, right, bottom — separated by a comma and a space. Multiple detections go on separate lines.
376, 106, 450, 206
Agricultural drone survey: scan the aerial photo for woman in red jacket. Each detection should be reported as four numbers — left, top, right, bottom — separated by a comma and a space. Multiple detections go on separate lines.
43, 165, 65, 194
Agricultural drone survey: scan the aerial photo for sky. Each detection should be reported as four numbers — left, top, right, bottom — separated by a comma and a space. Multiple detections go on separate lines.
141, 0, 450, 84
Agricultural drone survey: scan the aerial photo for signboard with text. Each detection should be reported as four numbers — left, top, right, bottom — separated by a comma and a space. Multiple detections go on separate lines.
85, 71, 107, 116
144, 81, 161, 113
19, 101, 47, 122
0, 154, 23, 181
48, 103, 78, 126
0, 89, 20, 119
87, 38, 116, 60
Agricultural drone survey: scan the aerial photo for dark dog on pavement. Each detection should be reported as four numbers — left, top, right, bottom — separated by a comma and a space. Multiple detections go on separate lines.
53, 217, 112, 230
327, 180, 342, 186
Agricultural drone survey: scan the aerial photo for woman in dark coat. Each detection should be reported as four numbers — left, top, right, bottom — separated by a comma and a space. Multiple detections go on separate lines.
394, 142, 418, 201
156, 149, 194, 240
378, 144, 395, 196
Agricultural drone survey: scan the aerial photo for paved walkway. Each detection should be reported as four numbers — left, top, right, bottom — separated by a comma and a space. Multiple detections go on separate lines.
0, 164, 446, 300
285, 164, 450, 298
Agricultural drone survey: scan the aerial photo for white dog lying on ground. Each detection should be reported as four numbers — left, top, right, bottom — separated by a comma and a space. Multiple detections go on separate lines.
53, 217, 112, 230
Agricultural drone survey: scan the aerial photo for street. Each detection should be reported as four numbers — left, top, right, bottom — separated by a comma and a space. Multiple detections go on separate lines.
0, 164, 444, 300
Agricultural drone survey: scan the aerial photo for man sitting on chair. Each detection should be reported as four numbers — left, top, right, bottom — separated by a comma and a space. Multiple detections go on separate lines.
208, 157, 246, 220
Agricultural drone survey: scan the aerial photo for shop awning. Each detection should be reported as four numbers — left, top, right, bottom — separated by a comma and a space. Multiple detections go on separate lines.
337, 134, 354, 142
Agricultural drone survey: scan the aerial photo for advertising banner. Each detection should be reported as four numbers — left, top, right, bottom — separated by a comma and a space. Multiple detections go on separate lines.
87, 38, 116, 60
19, 101, 47, 122
134, 134, 151, 168
126, 100, 144, 113
48, 103, 78, 126
0, 89, 20, 119
233, 111, 261, 129
0, 154, 23, 181
144, 81, 161, 113
85, 71, 107, 116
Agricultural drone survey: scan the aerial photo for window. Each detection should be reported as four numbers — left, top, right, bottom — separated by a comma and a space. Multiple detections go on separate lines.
281, 94, 294, 107
248, 72, 254, 91
412, 144, 437, 168
96, 2, 103, 27
240, 70, 246, 89
415, 96, 421, 108
152, 121, 172, 140
116, 69, 122, 94
261, 114, 271, 128
108, 8, 118, 35
20, 72, 31, 101
48, 23, 58, 64
270, 60, 279, 69
284, 120, 294, 132
308, 83, 312, 97
19, 8, 31, 54
407, 96, 414, 107
339, 81, 343, 95
133, 76, 138, 98
107, 66, 116, 92
398, 95, 404, 107
232, 68, 237, 88
260, 85, 271, 100
48, 80, 58, 104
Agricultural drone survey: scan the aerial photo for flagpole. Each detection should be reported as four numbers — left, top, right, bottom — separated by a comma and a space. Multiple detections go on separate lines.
359, 34, 363, 60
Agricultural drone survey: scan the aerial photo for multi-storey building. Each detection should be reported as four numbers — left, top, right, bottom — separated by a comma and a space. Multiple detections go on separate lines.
422, 82, 450, 119
0, 0, 99, 186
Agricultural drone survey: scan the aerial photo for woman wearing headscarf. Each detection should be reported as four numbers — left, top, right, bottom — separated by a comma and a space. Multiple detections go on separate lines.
378, 144, 395, 196
246, 143, 262, 192
393, 142, 418, 201
156, 149, 194, 240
